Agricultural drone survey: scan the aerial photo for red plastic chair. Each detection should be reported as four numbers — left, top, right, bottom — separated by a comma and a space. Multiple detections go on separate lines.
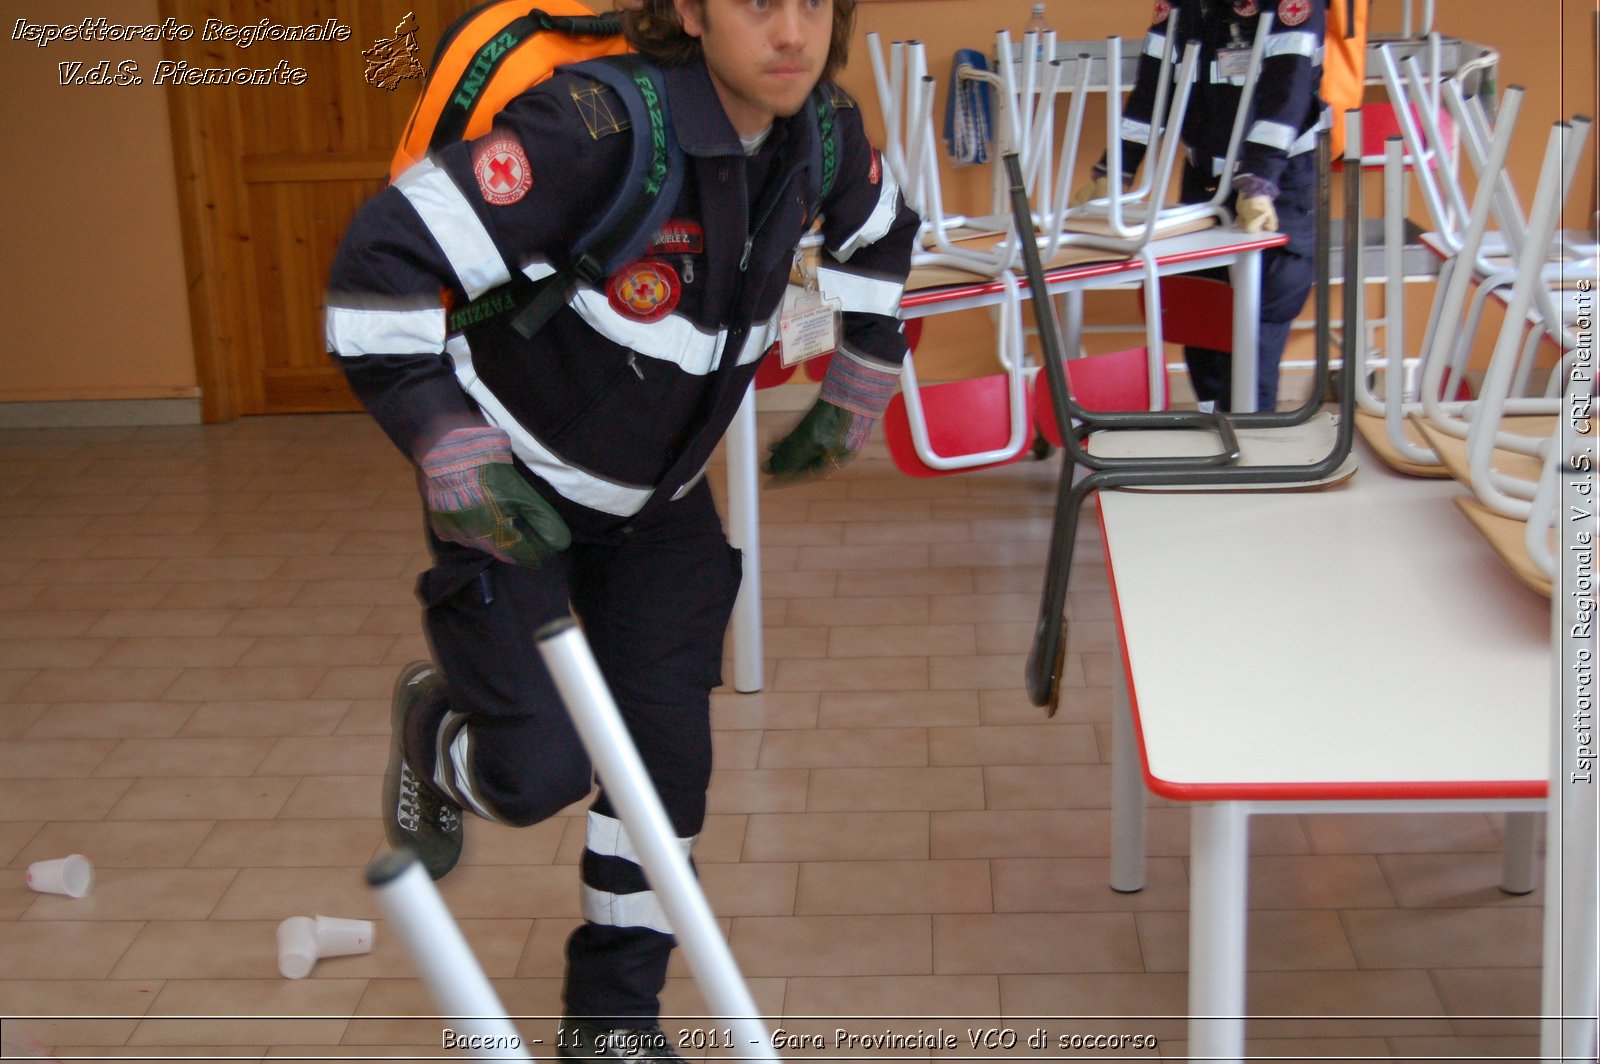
883, 291, 1038, 477
1034, 274, 1231, 444
1333, 100, 1455, 171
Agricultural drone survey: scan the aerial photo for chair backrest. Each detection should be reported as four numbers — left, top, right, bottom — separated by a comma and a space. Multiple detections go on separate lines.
1136, 275, 1235, 353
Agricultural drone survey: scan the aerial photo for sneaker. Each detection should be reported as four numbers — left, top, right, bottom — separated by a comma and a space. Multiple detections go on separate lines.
383, 661, 463, 880
556, 1020, 686, 1062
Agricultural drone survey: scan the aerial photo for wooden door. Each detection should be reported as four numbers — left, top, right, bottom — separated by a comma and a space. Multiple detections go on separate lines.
161, 0, 475, 419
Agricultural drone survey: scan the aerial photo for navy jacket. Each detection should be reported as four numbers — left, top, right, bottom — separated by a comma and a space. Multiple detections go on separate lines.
326, 56, 918, 531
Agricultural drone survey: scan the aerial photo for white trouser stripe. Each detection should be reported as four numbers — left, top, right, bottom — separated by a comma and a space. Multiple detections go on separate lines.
443, 725, 497, 820
1143, 32, 1166, 59
325, 306, 444, 357
586, 810, 697, 862
395, 159, 510, 300
1288, 123, 1320, 156
445, 335, 654, 517
1120, 117, 1153, 145
581, 885, 674, 934
816, 267, 905, 319
1265, 31, 1318, 59
833, 168, 904, 262
1247, 120, 1297, 152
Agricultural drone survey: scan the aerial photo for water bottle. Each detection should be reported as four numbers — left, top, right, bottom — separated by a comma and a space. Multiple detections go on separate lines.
1025, 3, 1050, 61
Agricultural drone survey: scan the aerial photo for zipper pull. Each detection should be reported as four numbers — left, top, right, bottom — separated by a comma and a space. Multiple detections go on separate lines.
739, 238, 754, 272
628, 353, 645, 380
682, 256, 695, 284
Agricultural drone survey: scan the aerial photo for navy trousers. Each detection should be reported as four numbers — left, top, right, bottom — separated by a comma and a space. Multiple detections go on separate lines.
1179, 158, 1318, 411
416, 477, 741, 1021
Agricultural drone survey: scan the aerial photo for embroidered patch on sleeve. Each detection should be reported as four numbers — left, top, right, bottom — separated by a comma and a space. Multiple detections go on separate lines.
472, 136, 532, 206
572, 84, 631, 140
1233, 0, 1259, 15
1277, 0, 1311, 25
1153, 0, 1173, 24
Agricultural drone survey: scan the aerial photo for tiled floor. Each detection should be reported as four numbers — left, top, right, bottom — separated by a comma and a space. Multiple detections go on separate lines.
0, 411, 1544, 1062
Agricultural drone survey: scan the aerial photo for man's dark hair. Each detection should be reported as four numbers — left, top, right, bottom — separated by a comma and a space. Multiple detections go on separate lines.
619, 0, 858, 83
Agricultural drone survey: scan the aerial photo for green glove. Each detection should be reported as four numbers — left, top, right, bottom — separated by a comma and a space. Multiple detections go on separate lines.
420, 427, 571, 567
763, 399, 859, 485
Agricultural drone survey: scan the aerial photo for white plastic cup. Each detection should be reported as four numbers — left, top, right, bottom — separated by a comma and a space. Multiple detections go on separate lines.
276, 915, 318, 979
26, 854, 92, 898
312, 914, 374, 959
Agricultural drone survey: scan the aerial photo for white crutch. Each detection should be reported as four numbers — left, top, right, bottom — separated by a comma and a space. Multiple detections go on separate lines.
368, 850, 533, 1060
535, 618, 778, 1062
371, 619, 780, 1061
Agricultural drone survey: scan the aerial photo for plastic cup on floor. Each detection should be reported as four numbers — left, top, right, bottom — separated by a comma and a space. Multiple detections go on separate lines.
277, 915, 318, 979
26, 854, 92, 898
313, 914, 374, 958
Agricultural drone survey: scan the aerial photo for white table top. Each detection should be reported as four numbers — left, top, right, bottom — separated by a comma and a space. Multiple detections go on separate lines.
1099, 442, 1551, 801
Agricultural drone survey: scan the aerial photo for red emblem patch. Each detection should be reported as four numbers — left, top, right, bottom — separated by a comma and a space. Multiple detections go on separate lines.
1233, 0, 1258, 15
608, 259, 681, 322
472, 137, 532, 206
868, 149, 882, 186
650, 220, 705, 256
1153, 0, 1173, 24
1277, 0, 1310, 25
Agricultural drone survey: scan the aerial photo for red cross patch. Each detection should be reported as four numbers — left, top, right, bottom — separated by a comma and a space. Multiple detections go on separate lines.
472, 136, 532, 206
1277, 0, 1311, 25
1233, 0, 1259, 15
1153, 0, 1173, 24
607, 259, 681, 323
868, 149, 882, 186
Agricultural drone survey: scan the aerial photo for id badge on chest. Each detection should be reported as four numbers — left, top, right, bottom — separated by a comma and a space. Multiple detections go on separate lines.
1217, 47, 1252, 79
778, 250, 841, 367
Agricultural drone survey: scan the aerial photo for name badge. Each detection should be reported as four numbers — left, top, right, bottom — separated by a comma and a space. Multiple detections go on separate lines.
1217, 47, 1253, 79
778, 289, 841, 366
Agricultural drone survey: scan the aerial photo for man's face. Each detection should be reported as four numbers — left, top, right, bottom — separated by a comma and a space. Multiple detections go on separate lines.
673, 0, 834, 138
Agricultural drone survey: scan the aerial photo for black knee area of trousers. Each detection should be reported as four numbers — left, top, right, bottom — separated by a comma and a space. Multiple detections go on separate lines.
417, 539, 594, 825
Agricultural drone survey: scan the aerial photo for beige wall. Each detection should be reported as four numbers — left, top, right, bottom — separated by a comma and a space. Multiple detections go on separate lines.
0, 0, 1592, 409
0, 0, 197, 404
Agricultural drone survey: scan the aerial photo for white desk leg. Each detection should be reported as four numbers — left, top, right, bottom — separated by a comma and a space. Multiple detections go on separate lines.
1229, 251, 1261, 414
1111, 635, 1146, 892
1056, 289, 1085, 360
1498, 811, 1539, 895
1189, 801, 1250, 1064
725, 385, 764, 693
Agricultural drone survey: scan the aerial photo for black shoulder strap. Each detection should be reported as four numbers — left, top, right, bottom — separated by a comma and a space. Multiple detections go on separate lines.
508, 55, 684, 341
428, 6, 623, 153
806, 83, 840, 215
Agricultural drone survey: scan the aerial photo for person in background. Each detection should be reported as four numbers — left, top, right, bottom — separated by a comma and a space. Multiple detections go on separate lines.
1075, 0, 1327, 412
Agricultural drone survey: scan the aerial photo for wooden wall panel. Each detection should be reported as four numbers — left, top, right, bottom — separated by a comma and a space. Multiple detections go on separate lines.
160, 0, 475, 419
